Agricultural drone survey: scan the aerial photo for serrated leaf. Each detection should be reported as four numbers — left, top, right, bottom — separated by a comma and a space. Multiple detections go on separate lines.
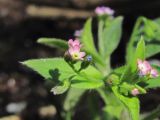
21, 58, 75, 81
112, 86, 140, 120
101, 16, 123, 58
37, 38, 68, 50
22, 58, 104, 89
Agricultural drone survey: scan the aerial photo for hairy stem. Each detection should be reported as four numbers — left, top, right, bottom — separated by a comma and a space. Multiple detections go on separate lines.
143, 105, 160, 120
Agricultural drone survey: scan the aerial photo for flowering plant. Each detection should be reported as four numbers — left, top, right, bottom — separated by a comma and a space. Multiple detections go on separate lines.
22, 6, 160, 120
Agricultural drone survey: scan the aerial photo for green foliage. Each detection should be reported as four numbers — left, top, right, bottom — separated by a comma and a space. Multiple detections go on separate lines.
71, 64, 104, 89
71, 75, 103, 89
38, 38, 68, 50
99, 16, 123, 58
112, 86, 140, 120
21, 58, 75, 81
131, 37, 145, 72
22, 14, 160, 120
126, 17, 160, 62
145, 65, 160, 89
113, 66, 126, 76
146, 44, 160, 58
103, 105, 123, 120
81, 18, 104, 66
121, 38, 145, 83
146, 77, 160, 89
81, 18, 97, 53
22, 58, 104, 90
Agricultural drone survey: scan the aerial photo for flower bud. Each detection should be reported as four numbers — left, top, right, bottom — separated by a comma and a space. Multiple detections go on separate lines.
95, 6, 114, 16
80, 55, 92, 70
131, 88, 140, 96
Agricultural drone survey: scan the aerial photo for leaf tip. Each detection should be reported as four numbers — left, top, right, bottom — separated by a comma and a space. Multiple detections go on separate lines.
37, 38, 45, 43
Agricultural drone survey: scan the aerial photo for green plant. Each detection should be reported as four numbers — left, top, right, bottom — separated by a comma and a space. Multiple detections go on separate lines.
21, 6, 160, 120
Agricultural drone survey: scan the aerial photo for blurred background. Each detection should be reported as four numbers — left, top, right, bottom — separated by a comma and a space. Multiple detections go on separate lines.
0, 0, 160, 120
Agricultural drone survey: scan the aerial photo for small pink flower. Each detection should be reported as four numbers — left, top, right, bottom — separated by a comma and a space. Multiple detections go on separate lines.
95, 6, 114, 16
137, 59, 152, 76
137, 59, 159, 78
131, 88, 139, 96
68, 39, 81, 48
150, 68, 159, 78
67, 39, 85, 60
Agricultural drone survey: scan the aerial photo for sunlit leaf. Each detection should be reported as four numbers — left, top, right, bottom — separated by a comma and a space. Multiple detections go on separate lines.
112, 86, 140, 120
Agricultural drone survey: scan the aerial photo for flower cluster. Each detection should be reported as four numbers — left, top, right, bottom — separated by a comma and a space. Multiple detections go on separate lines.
137, 59, 158, 78
66, 39, 85, 61
95, 6, 114, 16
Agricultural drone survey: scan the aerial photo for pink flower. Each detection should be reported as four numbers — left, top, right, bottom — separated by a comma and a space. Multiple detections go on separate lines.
95, 6, 114, 16
68, 39, 81, 48
150, 68, 159, 78
131, 88, 139, 96
67, 39, 85, 60
137, 59, 159, 78
137, 59, 152, 76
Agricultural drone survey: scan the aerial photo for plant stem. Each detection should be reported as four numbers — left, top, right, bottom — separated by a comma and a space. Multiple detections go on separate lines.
142, 105, 160, 120
97, 88, 108, 105
105, 57, 111, 74
65, 111, 72, 120
98, 18, 104, 56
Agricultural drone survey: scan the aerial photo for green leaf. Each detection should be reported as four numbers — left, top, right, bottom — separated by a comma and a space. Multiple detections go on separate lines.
37, 38, 68, 50
126, 17, 145, 62
81, 18, 97, 53
121, 38, 145, 82
79, 64, 103, 80
22, 58, 104, 89
131, 37, 145, 72
146, 77, 160, 89
21, 58, 75, 81
98, 19, 104, 56
126, 17, 160, 61
101, 16, 123, 58
112, 86, 140, 120
81, 18, 104, 66
113, 66, 126, 75
70, 63, 104, 89
154, 17, 160, 24
71, 75, 104, 89
146, 44, 160, 58
51, 80, 70, 95
103, 105, 123, 120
